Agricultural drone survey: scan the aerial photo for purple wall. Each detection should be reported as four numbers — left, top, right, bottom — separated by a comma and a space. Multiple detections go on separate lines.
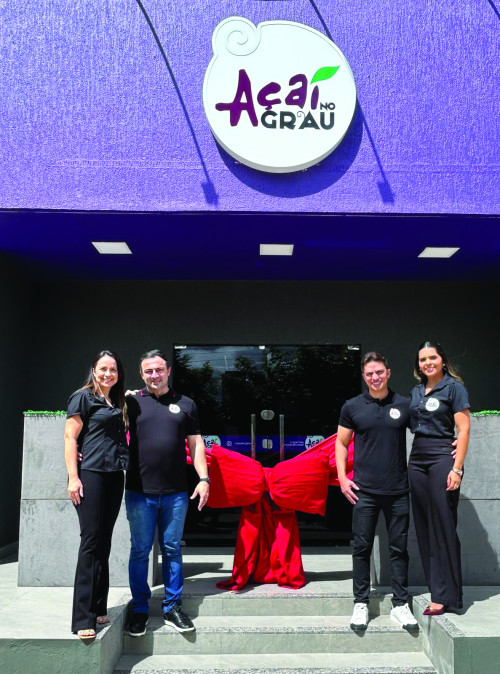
1, 1, 499, 214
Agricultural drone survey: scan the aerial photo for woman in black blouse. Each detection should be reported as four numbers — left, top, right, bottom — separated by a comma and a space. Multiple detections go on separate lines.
64, 350, 129, 639
408, 341, 470, 616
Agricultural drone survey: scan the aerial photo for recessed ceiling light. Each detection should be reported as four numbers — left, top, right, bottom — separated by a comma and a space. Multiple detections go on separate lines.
259, 243, 294, 256
92, 241, 132, 254
418, 247, 459, 259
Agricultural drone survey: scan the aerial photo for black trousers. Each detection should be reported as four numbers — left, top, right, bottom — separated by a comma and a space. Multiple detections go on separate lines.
408, 441, 463, 608
71, 469, 124, 632
352, 491, 409, 606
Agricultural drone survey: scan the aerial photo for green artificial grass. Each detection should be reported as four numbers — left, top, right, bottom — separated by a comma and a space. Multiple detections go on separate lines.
23, 410, 66, 416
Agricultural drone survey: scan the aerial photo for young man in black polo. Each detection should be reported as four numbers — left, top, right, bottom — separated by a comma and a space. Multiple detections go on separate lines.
335, 351, 417, 632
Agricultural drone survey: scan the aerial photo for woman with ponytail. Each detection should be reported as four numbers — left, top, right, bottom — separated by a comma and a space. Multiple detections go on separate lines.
64, 350, 129, 639
408, 341, 470, 616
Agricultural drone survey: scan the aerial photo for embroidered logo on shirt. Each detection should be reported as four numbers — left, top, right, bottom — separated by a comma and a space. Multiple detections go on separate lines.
425, 397, 440, 411
389, 408, 401, 419
169, 404, 181, 414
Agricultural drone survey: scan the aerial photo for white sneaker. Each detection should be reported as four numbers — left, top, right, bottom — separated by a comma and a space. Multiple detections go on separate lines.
350, 602, 368, 631
390, 603, 418, 630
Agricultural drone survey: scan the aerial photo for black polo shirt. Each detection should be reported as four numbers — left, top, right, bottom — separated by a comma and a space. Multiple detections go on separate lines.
67, 388, 129, 472
409, 374, 469, 438
339, 389, 410, 495
125, 388, 201, 495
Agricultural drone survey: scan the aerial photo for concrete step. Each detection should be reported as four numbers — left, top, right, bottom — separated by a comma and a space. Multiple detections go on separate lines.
150, 588, 395, 617
123, 615, 423, 656
115, 651, 436, 673
1, 602, 127, 674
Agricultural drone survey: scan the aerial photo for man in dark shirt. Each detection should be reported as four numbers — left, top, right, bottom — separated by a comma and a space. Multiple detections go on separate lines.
335, 351, 418, 632
125, 349, 209, 637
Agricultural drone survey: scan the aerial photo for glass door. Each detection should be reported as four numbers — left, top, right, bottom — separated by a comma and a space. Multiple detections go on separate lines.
173, 344, 361, 544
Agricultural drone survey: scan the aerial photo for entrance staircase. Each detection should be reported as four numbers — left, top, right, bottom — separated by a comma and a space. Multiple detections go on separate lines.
3, 547, 498, 674
114, 584, 436, 674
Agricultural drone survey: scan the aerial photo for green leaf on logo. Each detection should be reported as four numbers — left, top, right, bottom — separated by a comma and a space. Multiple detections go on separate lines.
311, 66, 340, 84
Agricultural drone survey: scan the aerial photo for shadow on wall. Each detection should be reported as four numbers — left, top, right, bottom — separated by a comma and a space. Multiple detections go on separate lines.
136, 0, 219, 206
486, 0, 500, 21
309, 0, 395, 203
138, 0, 397, 205
375, 495, 500, 591
459, 497, 500, 595
218, 100, 395, 204
217, 100, 364, 198
360, 106, 395, 205
216, 0, 396, 203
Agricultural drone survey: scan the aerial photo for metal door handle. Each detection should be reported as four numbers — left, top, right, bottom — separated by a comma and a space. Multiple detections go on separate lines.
250, 414, 256, 460
279, 414, 285, 462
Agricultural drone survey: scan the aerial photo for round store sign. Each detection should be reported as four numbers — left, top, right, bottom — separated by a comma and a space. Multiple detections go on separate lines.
203, 17, 357, 173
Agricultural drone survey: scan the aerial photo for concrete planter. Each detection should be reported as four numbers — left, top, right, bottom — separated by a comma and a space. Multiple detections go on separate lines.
18, 414, 135, 587
373, 415, 500, 586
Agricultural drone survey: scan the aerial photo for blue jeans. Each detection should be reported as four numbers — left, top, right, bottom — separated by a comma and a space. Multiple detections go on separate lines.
125, 490, 188, 614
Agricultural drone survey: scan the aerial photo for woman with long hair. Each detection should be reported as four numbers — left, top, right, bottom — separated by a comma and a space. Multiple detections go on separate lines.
408, 341, 470, 615
64, 350, 129, 639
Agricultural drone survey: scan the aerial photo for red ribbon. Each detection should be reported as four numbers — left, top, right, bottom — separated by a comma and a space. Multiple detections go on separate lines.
186, 434, 354, 589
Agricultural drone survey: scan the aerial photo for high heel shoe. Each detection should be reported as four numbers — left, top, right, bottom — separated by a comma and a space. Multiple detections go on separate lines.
423, 604, 447, 616
77, 628, 96, 639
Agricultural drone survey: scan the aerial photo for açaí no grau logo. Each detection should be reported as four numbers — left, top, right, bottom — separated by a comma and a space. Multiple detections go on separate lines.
215, 66, 341, 131
203, 17, 357, 173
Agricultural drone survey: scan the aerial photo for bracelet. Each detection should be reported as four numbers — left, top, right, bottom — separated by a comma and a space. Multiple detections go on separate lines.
451, 468, 463, 476
199, 476, 211, 484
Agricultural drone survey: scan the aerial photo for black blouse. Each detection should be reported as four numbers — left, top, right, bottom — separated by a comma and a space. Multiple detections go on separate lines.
67, 388, 129, 472
409, 374, 470, 438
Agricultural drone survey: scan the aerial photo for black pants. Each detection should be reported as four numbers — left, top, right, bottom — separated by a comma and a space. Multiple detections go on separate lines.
408, 440, 462, 608
71, 469, 124, 632
352, 491, 409, 606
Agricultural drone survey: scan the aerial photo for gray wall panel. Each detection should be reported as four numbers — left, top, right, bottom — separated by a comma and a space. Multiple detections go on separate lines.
21, 416, 66, 500
374, 417, 500, 587
18, 417, 152, 587
18, 498, 133, 587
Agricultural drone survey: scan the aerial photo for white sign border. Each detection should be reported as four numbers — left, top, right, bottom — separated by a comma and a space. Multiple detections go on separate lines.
202, 17, 357, 174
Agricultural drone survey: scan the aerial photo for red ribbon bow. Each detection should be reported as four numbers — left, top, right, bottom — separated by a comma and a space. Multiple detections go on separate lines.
187, 434, 354, 589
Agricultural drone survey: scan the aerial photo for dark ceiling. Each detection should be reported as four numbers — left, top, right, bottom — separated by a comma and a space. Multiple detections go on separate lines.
0, 210, 498, 282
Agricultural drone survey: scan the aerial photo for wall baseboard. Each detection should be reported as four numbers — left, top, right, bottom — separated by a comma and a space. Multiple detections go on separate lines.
0, 541, 18, 560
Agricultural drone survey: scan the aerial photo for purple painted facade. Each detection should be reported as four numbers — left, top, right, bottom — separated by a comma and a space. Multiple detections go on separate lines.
1, 1, 499, 213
